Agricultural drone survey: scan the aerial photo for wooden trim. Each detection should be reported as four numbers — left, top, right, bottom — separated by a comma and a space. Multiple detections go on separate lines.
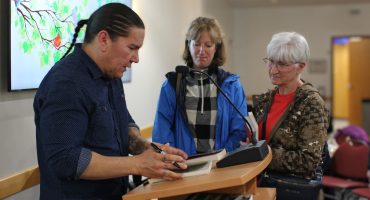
0, 166, 40, 199
141, 125, 153, 139
254, 187, 276, 200
159, 187, 276, 200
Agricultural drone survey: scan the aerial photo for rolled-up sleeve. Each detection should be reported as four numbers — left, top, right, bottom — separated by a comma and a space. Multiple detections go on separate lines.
75, 148, 92, 179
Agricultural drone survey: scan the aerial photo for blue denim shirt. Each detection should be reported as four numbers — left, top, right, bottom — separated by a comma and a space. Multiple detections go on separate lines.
34, 44, 133, 199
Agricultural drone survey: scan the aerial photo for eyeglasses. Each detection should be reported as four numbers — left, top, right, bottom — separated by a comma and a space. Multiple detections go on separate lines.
263, 58, 301, 71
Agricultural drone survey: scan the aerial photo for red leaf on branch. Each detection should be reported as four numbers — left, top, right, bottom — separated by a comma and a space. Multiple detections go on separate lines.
53, 33, 61, 48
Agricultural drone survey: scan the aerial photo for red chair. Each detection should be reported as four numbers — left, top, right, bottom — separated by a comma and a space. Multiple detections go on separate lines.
323, 141, 369, 199
352, 187, 370, 199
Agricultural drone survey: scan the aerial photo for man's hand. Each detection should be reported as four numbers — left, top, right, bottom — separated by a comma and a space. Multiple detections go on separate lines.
132, 144, 188, 180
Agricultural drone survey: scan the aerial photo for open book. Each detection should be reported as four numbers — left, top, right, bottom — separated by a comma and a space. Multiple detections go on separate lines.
186, 148, 227, 166
172, 160, 212, 177
149, 149, 226, 184
246, 112, 259, 142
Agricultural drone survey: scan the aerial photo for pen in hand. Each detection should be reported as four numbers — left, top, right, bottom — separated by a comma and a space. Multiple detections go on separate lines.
150, 142, 182, 169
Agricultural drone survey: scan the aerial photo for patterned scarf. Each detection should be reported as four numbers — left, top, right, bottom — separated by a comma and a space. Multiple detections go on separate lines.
185, 71, 218, 153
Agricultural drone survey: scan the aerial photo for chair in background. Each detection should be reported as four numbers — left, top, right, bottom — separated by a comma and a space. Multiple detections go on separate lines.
322, 141, 369, 199
350, 146, 370, 199
351, 187, 370, 199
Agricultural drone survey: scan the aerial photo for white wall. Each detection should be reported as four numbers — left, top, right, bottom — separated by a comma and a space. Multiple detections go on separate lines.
0, 99, 37, 176
232, 3, 370, 97
125, 0, 202, 127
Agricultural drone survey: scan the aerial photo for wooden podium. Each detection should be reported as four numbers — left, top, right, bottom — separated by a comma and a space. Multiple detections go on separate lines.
123, 148, 272, 200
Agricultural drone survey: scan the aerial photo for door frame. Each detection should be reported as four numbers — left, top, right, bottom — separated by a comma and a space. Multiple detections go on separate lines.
331, 35, 370, 124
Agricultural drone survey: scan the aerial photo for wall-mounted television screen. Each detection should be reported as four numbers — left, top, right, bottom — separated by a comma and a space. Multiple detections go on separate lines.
9, 0, 132, 91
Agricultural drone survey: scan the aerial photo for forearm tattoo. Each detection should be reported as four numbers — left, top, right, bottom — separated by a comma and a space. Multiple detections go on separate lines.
128, 128, 147, 155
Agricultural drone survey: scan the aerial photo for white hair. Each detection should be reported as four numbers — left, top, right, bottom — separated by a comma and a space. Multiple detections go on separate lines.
267, 32, 310, 64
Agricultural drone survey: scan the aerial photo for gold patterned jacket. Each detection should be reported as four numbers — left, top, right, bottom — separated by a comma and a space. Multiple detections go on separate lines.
252, 82, 328, 178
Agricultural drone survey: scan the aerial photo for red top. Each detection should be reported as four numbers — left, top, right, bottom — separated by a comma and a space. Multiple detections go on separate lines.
258, 91, 295, 141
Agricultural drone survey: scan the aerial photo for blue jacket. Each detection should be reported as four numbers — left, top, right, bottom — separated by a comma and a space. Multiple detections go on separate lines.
153, 67, 247, 155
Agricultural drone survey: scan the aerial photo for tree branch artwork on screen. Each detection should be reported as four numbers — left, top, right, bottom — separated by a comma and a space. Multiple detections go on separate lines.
9, 0, 132, 91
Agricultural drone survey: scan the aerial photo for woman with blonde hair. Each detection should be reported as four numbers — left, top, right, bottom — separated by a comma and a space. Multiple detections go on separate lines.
153, 17, 248, 155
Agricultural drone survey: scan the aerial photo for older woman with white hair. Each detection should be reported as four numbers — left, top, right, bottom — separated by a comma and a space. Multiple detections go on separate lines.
252, 32, 329, 199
